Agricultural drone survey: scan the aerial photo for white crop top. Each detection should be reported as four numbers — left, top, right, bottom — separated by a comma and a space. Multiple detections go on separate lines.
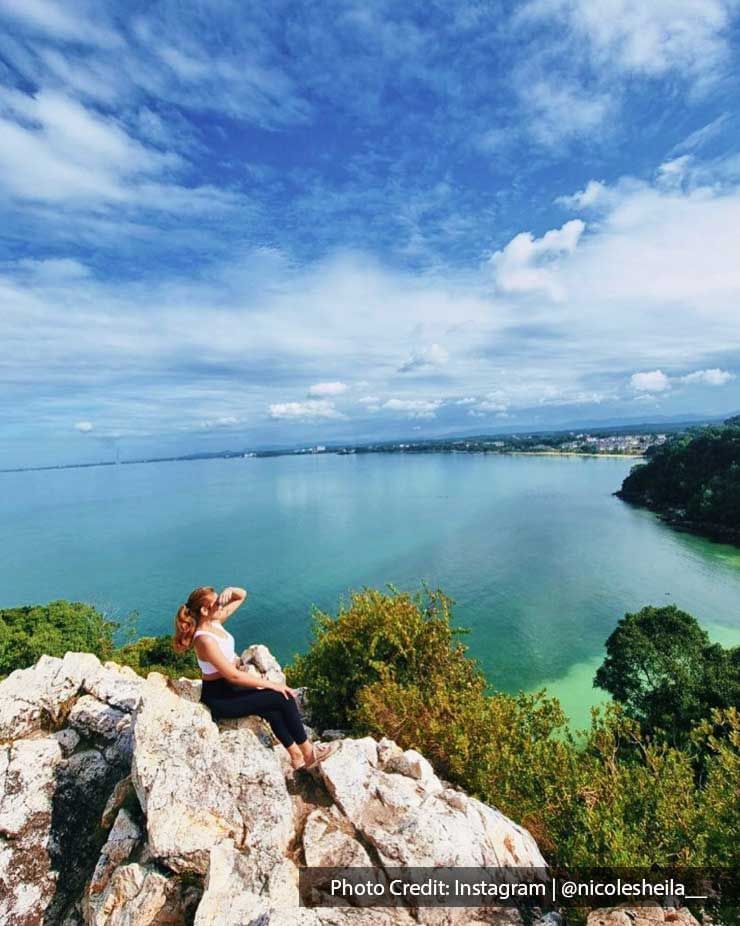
193, 628, 236, 675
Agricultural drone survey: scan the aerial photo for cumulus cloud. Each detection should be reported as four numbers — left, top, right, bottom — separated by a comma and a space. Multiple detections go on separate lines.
630, 371, 671, 393
382, 399, 443, 419
74, 420, 94, 432
488, 219, 585, 300
681, 368, 735, 386
556, 180, 608, 210
268, 400, 343, 420
398, 343, 449, 373
307, 381, 348, 396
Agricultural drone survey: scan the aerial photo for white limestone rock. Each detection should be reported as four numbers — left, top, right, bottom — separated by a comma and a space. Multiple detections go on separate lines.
131, 673, 293, 875
0, 652, 101, 742
317, 738, 546, 868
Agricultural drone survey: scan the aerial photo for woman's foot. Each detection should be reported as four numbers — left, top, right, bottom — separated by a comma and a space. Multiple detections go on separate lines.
304, 741, 339, 770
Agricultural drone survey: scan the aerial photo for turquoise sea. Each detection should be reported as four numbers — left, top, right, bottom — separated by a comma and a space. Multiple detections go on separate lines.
2, 452, 739, 728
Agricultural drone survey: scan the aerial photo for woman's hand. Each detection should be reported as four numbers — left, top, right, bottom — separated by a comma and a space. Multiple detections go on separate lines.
218, 587, 238, 606
271, 682, 299, 700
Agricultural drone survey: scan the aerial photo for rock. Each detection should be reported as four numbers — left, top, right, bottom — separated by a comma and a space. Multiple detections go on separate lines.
0, 737, 64, 925
87, 808, 141, 895
587, 909, 700, 926
321, 729, 348, 741
241, 644, 287, 684
85, 662, 144, 713
302, 807, 373, 868
317, 738, 546, 868
0, 652, 101, 742
2, 649, 551, 926
100, 775, 135, 829
52, 727, 81, 757
68, 694, 131, 743
167, 676, 202, 702
377, 739, 438, 786
0, 735, 122, 925
83, 862, 197, 926
196, 842, 320, 926
131, 673, 293, 875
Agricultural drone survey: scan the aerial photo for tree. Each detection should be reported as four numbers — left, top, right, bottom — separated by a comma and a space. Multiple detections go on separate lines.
594, 605, 739, 744
0, 600, 116, 676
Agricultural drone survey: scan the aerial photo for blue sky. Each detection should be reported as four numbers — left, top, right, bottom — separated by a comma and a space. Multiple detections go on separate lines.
2, 0, 740, 467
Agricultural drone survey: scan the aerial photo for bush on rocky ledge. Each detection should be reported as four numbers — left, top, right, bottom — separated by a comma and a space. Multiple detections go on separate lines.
286, 588, 740, 870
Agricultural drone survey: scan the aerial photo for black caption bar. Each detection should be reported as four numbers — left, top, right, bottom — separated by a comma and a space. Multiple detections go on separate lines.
299, 867, 738, 908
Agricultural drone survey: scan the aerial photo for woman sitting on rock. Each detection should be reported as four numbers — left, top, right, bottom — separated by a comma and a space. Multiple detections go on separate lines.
172, 585, 337, 771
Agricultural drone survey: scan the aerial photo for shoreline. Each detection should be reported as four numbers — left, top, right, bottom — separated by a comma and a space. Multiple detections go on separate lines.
0, 449, 647, 475
502, 451, 644, 459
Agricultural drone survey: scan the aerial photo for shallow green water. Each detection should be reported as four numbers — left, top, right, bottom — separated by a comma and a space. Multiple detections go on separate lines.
1, 453, 738, 725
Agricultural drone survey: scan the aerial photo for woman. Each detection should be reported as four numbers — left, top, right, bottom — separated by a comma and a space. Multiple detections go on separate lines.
172, 585, 337, 771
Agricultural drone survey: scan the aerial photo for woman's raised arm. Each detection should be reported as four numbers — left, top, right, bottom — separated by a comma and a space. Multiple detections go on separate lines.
215, 586, 247, 622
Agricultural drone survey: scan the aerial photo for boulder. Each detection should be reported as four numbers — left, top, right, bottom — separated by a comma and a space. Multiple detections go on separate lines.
195, 842, 318, 926
0, 652, 101, 741
1, 648, 552, 926
317, 738, 546, 868
302, 807, 372, 868
84, 862, 197, 926
241, 644, 287, 684
587, 909, 700, 926
131, 673, 293, 875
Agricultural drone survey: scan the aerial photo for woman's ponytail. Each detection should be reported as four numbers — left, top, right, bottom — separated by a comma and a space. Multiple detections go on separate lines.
173, 604, 196, 652
172, 586, 216, 652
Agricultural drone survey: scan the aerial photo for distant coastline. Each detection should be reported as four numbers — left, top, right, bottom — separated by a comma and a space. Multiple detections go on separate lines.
0, 426, 667, 474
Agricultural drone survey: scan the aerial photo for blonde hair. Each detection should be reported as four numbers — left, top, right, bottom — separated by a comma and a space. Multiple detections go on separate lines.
172, 586, 216, 653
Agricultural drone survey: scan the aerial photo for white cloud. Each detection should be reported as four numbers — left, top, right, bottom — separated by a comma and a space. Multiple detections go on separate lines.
74, 420, 93, 432
521, 0, 735, 85
307, 381, 347, 396
454, 396, 477, 405
0, 88, 241, 214
268, 400, 343, 420
382, 398, 443, 419
15, 257, 90, 280
681, 368, 735, 386
488, 219, 584, 300
657, 156, 692, 188
519, 80, 612, 147
630, 371, 671, 393
556, 180, 608, 209
398, 343, 449, 373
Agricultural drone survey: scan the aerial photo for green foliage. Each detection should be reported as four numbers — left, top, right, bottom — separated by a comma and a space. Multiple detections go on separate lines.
594, 605, 740, 745
618, 424, 740, 532
0, 600, 197, 679
0, 600, 116, 676
286, 586, 479, 731
114, 635, 199, 679
288, 588, 740, 868
690, 708, 740, 868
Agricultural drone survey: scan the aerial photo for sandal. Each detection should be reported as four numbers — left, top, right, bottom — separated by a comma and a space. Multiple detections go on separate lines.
304, 741, 340, 770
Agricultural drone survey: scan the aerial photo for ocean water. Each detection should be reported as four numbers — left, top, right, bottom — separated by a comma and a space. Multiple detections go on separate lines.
2, 452, 739, 728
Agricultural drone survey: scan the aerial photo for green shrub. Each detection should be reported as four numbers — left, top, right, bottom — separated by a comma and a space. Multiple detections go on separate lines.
287, 587, 740, 869
286, 586, 480, 731
0, 600, 116, 676
0, 600, 197, 680
114, 635, 199, 679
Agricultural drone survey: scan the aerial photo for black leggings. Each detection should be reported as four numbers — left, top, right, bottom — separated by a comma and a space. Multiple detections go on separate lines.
200, 678, 308, 748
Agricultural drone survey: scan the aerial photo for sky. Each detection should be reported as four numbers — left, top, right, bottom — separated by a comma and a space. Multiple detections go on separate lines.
2, 0, 740, 468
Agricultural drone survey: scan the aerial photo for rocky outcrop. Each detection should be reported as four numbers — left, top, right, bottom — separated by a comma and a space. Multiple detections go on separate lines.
587, 909, 700, 926
0, 647, 700, 926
